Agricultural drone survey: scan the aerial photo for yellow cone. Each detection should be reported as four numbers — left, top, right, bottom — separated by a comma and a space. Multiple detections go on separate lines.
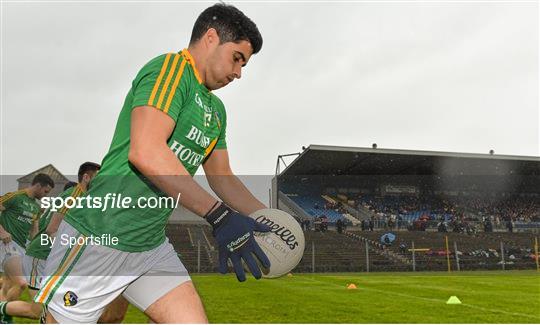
446, 296, 461, 304
287, 273, 293, 277
347, 283, 357, 289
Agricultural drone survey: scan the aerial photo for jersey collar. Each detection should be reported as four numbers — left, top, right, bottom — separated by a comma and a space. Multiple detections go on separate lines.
180, 49, 203, 85
24, 188, 34, 199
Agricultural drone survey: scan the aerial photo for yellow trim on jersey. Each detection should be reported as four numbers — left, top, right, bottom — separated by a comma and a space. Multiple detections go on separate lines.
148, 53, 172, 107
156, 53, 181, 109
181, 49, 202, 84
204, 139, 219, 158
57, 184, 85, 215
0, 190, 27, 205
164, 59, 187, 114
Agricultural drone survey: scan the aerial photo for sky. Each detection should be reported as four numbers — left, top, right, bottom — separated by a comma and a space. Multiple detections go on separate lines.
1, 1, 539, 192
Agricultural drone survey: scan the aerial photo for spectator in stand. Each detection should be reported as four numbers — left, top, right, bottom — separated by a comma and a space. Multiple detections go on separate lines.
336, 219, 343, 234
399, 243, 407, 254
388, 215, 396, 230
304, 219, 311, 231
437, 221, 447, 232
483, 217, 493, 233
506, 218, 514, 233
369, 217, 375, 232
321, 215, 328, 232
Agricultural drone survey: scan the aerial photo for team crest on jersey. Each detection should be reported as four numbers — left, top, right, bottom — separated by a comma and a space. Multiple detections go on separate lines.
64, 291, 78, 307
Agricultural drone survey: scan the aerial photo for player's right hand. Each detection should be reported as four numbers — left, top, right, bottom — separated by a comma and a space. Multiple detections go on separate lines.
0, 231, 12, 244
205, 202, 271, 282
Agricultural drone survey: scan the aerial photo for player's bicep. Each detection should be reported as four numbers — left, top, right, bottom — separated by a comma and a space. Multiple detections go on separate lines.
203, 149, 233, 176
130, 106, 176, 155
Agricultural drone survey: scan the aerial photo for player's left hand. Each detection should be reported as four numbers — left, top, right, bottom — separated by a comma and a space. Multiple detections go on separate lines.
206, 202, 271, 282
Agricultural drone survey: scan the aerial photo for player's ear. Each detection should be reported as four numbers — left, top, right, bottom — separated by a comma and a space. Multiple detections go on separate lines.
205, 28, 220, 47
82, 173, 90, 184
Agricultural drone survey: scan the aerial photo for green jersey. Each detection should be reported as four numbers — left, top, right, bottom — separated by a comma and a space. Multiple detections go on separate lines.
65, 49, 227, 252
26, 185, 84, 260
0, 190, 41, 248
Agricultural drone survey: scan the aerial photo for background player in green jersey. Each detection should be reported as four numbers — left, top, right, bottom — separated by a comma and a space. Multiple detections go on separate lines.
38, 4, 271, 323
0, 162, 129, 323
0, 173, 54, 305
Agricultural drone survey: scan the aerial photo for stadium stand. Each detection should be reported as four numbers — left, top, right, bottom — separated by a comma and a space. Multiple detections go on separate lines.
163, 145, 539, 274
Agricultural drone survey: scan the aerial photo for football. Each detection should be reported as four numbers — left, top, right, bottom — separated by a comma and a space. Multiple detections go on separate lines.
249, 208, 305, 278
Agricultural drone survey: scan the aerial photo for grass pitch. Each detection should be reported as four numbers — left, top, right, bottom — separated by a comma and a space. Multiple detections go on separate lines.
16, 270, 540, 323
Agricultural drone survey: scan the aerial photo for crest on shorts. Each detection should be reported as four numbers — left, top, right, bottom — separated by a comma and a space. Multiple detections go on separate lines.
64, 291, 78, 307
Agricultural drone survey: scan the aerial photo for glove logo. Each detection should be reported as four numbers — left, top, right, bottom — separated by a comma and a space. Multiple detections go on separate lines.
63, 291, 78, 307
226, 232, 250, 252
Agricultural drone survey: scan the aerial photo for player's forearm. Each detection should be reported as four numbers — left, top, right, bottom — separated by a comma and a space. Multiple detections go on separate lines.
28, 221, 39, 240
129, 145, 217, 217
207, 175, 265, 216
45, 212, 64, 237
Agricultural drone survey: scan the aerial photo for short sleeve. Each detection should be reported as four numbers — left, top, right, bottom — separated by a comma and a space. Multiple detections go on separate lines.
0, 192, 17, 209
215, 128, 227, 150
131, 53, 190, 122
214, 102, 227, 150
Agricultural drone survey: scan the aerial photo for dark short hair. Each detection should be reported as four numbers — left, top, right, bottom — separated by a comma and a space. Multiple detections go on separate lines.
63, 181, 78, 191
190, 3, 263, 54
31, 173, 55, 188
78, 162, 101, 182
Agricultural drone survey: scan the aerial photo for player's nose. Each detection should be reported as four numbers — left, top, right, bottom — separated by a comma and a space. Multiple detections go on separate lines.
233, 66, 242, 79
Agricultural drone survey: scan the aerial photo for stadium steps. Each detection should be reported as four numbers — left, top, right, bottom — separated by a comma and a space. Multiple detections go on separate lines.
166, 224, 215, 273
323, 195, 361, 225
293, 230, 408, 272
344, 231, 411, 266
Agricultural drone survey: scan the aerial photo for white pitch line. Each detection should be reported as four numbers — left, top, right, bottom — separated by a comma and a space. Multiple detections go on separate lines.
302, 276, 540, 320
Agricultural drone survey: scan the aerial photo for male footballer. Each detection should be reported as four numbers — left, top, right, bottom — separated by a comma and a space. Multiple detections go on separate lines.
1, 163, 130, 323
0, 174, 54, 301
36, 3, 271, 323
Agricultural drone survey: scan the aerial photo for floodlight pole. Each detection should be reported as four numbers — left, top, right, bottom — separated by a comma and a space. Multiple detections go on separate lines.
197, 240, 201, 273
535, 237, 539, 272
365, 241, 370, 273
312, 242, 315, 273
454, 241, 460, 272
411, 241, 416, 272
500, 241, 505, 271
445, 236, 451, 273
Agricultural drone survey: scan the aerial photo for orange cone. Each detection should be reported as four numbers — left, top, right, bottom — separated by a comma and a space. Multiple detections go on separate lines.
347, 283, 357, 289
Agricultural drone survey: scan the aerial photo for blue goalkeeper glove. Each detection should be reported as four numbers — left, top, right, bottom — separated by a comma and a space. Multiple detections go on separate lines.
205, 202, 271, 282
